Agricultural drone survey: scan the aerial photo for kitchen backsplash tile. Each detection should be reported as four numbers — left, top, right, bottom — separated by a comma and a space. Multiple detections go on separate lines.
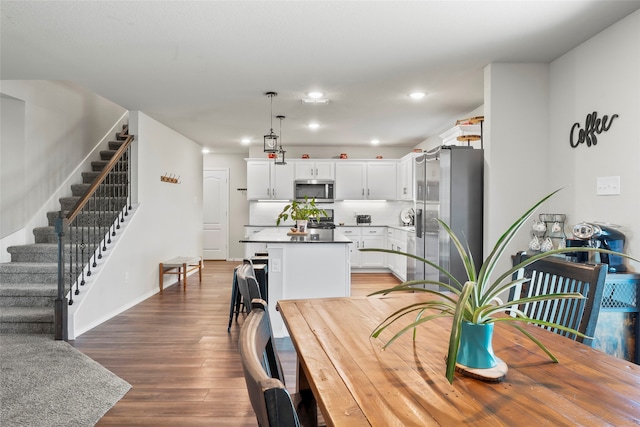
249, 200, 414, 226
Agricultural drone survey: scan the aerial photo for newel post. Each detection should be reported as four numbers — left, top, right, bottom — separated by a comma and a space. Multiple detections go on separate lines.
55, 213, 68, 340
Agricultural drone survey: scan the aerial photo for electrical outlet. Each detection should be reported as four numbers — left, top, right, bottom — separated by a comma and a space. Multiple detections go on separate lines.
596, 176, 620, 195
271, 258, 281, 273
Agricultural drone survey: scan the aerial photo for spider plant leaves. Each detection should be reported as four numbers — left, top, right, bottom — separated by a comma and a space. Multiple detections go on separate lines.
365, 188, 637, 383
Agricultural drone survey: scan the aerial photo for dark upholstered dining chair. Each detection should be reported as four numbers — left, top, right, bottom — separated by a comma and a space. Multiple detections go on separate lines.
510, 251, 607, 345
236, 259, 263, 314
238, 299, 319, 427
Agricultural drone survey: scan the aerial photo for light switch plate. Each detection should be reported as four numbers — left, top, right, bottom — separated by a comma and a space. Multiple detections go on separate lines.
596, 176, 620, 195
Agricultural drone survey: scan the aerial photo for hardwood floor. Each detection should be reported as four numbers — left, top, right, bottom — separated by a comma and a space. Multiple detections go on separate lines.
71, 261, 400, 426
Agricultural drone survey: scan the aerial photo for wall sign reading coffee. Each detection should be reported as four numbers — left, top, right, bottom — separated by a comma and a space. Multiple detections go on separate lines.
570, 111, 618, 148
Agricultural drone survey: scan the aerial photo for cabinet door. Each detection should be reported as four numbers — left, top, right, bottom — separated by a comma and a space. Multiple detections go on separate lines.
247, 161, 271, 200
361, 235, 386, 267
314, 162, 335, 180
335, 162, 366, 200
360, 227, 386, 267
386, 228, 396, 273
272, 162, 294, 200
398, 156, 414, 200
339, 227, 361, 267
367, 162, 397, 200
294, 161, 315, 180
395, 230, 408, 281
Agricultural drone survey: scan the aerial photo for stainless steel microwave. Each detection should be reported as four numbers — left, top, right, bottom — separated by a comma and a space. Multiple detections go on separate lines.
294, 180, 334, 203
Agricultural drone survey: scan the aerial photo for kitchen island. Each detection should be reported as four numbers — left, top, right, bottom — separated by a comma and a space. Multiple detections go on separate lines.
240, 228, 352, 337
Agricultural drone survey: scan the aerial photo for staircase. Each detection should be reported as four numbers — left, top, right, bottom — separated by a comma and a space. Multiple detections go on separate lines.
0, 126, 129, 334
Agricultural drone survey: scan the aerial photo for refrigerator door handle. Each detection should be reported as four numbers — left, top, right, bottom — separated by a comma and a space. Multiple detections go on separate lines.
415, 208, 423, 238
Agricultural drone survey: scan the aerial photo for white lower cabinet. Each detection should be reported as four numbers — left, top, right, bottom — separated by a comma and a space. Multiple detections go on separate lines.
339, 227, 386, 268
387, 228, 408, 281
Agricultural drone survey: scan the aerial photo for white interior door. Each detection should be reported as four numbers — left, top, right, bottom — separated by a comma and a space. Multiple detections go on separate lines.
203, 169, 229, 260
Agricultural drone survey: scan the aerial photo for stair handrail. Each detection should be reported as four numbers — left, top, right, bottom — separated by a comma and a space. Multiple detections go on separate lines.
65, 129, 134, 223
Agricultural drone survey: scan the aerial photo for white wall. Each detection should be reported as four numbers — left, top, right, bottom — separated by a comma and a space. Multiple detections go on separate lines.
70, 111, 203, 337
481, 10, 640, 276
0, 81, 126, 261
203, 152, 248, 260
548, 9, 640, 269
484, 63, 550, 266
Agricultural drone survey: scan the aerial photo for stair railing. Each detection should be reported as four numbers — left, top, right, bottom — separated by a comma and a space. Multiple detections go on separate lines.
55, 128, 134, 340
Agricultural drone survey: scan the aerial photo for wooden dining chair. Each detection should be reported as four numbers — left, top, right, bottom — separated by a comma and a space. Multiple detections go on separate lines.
510, 251, 607, 345
239, 299, 319, 427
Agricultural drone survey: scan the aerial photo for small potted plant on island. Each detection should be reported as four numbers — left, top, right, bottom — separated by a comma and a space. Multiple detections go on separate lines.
276, 196, 327, 234
361, 189, 635, 384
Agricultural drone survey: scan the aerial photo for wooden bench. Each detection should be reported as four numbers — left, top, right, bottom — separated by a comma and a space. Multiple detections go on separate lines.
159, 256, 203, 292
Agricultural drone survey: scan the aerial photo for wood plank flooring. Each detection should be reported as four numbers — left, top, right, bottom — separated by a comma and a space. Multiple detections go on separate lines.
71, 261, 400, 426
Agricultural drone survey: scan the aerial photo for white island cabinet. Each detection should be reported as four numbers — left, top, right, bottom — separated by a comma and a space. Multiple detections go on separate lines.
240, 228, 352, 337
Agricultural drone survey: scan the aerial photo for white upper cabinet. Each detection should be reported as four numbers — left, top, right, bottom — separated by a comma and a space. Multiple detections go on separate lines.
294, 161, 335, 180
335, 161, 397, 200
366, 161, 397, 200
397, 153, 416, 201
335, 162, 367, 199
246, 160, 294, 200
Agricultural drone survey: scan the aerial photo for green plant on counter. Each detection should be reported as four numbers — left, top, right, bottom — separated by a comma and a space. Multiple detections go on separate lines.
361, 188, 636, 384
276, 196, 328, 226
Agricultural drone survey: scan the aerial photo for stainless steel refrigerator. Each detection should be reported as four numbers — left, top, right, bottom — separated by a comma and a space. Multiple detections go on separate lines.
410, 145, 483, 290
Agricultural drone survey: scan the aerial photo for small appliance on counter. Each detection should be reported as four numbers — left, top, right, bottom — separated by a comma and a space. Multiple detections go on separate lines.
356, 215, 371, 225
400, 208, 415, 226
569, 222, 627, 272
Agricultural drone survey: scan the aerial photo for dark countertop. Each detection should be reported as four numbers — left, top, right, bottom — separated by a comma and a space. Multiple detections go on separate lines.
246, 224, 415, 232
240, 228, 352, 244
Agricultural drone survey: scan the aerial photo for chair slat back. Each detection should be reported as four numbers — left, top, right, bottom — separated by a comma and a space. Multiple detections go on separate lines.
510, 252, 607, 344
239, 299, 298, 427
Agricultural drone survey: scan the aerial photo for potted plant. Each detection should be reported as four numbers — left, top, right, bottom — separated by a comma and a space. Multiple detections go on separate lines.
276, 196, 327, 232
362, 189, 635, 384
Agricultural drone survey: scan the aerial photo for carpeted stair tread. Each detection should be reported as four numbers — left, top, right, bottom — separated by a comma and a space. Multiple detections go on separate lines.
0, 262, 58, 273
0, 282, 58, 308
8, 243, 58, 253
0, 282, 58, 296
1, 306, 54, 322
7, 243, 90, 263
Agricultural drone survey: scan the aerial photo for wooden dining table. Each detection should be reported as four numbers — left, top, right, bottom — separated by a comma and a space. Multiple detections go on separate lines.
277, 293, 640, 426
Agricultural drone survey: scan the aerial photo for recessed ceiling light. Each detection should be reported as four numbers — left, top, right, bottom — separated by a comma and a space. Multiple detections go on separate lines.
308, 123, 320, 130
371, 139, 380, 145
241, 138, 251, 145
202, 147, 210, 154
301, 98, 329, 104
307, 92, 324, 99
409, 92, 426, 100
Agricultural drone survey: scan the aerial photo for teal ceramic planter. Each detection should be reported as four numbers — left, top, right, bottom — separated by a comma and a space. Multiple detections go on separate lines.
456, 321, 498, 369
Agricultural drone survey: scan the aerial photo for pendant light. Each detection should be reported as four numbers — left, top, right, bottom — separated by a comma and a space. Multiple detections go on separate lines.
263, 92, 279, 153
274, 115, 287, 165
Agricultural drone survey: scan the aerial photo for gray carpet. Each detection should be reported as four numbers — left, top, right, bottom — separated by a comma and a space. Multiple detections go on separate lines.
0, 334, 131, 426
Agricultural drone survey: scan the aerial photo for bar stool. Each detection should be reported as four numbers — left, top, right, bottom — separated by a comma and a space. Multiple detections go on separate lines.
227, 259, 268, 332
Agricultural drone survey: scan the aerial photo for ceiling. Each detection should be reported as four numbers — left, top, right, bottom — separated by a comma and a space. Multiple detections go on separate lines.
2, 1, 639, 154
